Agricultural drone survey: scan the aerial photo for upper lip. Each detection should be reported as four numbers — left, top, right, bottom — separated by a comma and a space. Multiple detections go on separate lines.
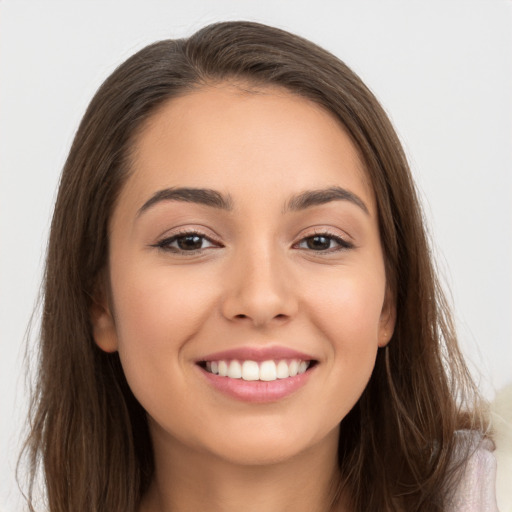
196, 345, 317, 363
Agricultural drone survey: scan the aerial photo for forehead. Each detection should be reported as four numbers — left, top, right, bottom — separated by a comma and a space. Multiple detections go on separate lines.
122, 83, 375, 214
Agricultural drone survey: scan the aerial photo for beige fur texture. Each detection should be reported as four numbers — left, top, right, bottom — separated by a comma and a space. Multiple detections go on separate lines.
492, 383, 512, 512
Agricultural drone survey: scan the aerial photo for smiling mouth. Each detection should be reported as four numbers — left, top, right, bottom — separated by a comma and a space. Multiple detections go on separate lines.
197, 359, 317, 382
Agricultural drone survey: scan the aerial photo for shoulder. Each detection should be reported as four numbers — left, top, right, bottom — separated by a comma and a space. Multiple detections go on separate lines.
447, 382, 512, 512
446, 431, 499, 512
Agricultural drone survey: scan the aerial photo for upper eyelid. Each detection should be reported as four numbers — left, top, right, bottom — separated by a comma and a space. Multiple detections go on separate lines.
163, 233, 214, 243
294, 233, 352, 249
295, 227, 353, 243
151, 230, 223, 253
156, 227, 221, 243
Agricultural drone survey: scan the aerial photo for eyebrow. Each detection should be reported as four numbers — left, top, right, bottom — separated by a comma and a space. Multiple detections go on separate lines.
137, 185, 369, 218
285, 186, 369, 215
137, 187, 233, 216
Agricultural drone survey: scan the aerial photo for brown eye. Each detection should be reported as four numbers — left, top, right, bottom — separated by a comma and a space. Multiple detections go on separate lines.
296, 233, 353, 252
176, 235, 204, 250
155, 232, 219, 253
305, 235, 332, 251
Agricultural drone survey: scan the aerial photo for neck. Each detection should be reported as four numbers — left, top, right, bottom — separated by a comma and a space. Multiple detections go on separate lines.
140, 423, 347, 512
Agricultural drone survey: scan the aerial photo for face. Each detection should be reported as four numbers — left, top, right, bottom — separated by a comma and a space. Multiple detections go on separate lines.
92, 84, 395, 466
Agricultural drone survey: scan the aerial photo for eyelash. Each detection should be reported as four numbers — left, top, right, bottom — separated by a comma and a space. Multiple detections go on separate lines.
293, 231, 354, 253
153, 230, 353, 255
153, 230, 222, 254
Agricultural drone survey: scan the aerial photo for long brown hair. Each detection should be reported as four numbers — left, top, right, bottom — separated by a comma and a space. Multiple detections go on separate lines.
21, 21, 486, 511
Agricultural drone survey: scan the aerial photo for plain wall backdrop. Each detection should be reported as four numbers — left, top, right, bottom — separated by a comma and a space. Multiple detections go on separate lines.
1, 1, 511, 510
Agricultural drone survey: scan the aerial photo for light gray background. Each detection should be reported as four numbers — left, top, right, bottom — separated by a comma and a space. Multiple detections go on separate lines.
1, 1, 511, 510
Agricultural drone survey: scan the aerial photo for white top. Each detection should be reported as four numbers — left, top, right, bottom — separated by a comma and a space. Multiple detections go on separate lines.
447, 434, 500, 512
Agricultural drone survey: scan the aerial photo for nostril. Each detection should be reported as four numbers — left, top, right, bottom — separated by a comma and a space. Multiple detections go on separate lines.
233, 313, 288, 321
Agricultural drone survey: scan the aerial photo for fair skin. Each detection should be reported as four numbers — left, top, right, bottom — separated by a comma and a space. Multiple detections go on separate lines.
92, 83, 395, 512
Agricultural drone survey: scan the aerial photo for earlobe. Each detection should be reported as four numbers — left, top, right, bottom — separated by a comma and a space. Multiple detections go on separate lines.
90, 284, 118, 353
378, 288, 396, 347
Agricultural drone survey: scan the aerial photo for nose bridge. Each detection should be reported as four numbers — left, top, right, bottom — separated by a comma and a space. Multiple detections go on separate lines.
222, 237, 296, 326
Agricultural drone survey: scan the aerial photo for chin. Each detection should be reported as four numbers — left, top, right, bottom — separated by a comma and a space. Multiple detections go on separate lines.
196, 420, 339, 468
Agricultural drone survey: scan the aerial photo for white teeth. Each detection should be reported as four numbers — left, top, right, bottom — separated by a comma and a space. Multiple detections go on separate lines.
259, 360, 277, 381
218, 360, 228, 377
242, 361, 259, 381
227, 360, 242, 379
276, 360, 290, 379
204, 358, 312, 381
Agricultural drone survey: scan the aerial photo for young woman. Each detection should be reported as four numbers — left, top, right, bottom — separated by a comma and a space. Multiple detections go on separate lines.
22, 21, 497, 512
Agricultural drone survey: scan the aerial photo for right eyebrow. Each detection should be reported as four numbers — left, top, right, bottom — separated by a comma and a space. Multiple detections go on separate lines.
284, 186, 369, 215
137, 187, 233, 217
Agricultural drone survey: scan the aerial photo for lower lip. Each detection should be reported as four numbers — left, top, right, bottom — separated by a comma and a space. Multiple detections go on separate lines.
198, 366, 315, 403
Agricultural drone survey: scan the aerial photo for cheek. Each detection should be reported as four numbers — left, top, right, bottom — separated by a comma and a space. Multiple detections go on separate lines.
302, 266, 385, 401
109, 262, 218, 389
112, 262, 215, 343
108, 262, 224, 433
305, 267, 386, 344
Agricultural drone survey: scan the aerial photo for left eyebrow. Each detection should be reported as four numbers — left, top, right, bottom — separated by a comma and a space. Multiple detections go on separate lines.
284, 186, 369, 215
137, 187, 233, 217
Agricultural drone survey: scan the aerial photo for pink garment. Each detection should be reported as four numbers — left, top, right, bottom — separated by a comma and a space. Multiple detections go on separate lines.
447, 434, 500, 512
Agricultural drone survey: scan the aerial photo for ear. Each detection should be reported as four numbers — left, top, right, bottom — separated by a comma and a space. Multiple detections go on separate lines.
378, 287, 396, 348
90, 278, 119, 353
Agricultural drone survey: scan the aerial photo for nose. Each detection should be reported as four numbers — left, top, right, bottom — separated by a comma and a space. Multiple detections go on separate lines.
220, 245, 298, 328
